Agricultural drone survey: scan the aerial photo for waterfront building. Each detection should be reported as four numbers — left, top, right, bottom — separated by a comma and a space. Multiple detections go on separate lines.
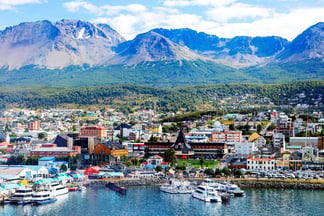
81, 126, 108, 139
276, 151, 291, 169
85, 166, 100, 175
145, 130, 227, 159
289, 151, 302, 170
0, 166, 33, 181
140, 155, 169, 169
247, 156, 276, 171
227, 157, 247, 170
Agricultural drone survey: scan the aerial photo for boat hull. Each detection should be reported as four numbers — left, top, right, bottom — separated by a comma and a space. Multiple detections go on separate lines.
35, 198, 57, 205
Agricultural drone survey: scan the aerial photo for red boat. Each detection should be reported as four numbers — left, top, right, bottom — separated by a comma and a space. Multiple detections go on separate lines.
68, 187, 79, 192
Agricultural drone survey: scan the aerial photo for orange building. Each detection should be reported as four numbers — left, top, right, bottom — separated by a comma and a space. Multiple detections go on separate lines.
81, 126, 108, 139
94, 143, 128, 158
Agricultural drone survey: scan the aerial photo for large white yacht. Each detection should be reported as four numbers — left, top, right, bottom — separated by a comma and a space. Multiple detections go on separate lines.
192, 185, 221, 202
9, 187, 34, 205
48, 182, 69, 196
31, 187, 52, 203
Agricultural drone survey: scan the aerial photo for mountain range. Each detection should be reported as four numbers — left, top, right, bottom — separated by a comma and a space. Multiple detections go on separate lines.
0, 20, 323, 87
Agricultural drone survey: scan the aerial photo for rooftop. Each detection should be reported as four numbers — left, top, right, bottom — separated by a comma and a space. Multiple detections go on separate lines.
39, 157, 56, 161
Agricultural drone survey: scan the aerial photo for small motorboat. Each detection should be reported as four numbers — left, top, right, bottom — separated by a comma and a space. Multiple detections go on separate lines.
78, 186, 87, 191
68, 187, 79, 192
221, 193, 230, 202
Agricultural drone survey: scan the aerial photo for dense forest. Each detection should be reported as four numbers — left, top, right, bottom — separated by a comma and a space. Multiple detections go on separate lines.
0, 81, 323, 113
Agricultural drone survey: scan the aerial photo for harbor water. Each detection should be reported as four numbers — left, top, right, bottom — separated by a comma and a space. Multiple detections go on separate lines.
1, 187, 324, 216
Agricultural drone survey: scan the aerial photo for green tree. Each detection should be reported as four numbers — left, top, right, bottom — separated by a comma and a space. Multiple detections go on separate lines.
257, 124, 262, 134
215, 168, 222, 176
155, 165, 162, 172
131, 158, 139, 166
269, 123, 277, 131
163, 148, 177, 166
204, 168, 214, 176
235, 169, 243, 177
38, 132, 46, 140
223, 167, 230, 176
120, 155, 128, 162
61, 164, 68, 172
199, 157, 205, 168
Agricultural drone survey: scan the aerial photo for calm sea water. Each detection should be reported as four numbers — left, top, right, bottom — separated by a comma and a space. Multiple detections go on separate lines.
1, 186, 324, 216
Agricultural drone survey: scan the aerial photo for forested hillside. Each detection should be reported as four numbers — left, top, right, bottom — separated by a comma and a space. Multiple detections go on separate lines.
1, 81, 323, 113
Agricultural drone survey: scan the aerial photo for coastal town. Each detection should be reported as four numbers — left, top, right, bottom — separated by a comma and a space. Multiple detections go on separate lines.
0, 106, 324, 205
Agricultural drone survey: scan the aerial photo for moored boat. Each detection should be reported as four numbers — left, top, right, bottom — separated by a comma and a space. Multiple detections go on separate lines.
78, 186, 87, 191
160, 180, 194, 194
192, 185, 221, 202
31, 187, 52, 204
8, 187, 33, 205
68, 187, 79, 192
48, 182, 69, 196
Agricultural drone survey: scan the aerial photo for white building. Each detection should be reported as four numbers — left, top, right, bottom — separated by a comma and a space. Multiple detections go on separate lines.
247, 157, 276, 171
234, 142, 257, 155
273, 133, 286, 149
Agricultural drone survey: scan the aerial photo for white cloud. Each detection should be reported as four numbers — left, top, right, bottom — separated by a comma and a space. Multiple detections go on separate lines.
63, 1, 146, 16
64, 1, 324, 41
163, 0, 236, 7
0, 0, 46, 10
205, 7, 324, 40
207, 3, 273, 22
63, 1, 100, 14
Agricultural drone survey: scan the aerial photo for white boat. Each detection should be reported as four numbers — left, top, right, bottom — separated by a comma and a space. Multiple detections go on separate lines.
221, 182, 245, 197
160, 185, 179, 194
9, 187, 34, 205
160, 181, 194, 194
192, 185, 221, 202
201, 179, 224, 191
31, 187, 53, 203
78, 186, 87, 191
45, 182, 69, 196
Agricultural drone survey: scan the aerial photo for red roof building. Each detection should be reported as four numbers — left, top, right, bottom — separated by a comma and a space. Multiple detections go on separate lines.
85, 166, 101, 175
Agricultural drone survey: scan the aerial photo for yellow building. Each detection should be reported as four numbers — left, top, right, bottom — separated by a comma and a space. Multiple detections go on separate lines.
249, 132, 260, 142
276, 151, 291, 169
146, 124, 162, 134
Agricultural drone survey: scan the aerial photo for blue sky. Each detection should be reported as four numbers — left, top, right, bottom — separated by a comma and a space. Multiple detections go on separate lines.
0, 0, 324, 40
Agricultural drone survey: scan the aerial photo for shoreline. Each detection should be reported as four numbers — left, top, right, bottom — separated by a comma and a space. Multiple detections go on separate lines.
78, 178, 324, 190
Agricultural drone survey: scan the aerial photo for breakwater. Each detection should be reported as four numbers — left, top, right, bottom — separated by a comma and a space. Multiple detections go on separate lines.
83, 178, 168, 188
80, 178, 324, 190
221, 179, 324, 190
